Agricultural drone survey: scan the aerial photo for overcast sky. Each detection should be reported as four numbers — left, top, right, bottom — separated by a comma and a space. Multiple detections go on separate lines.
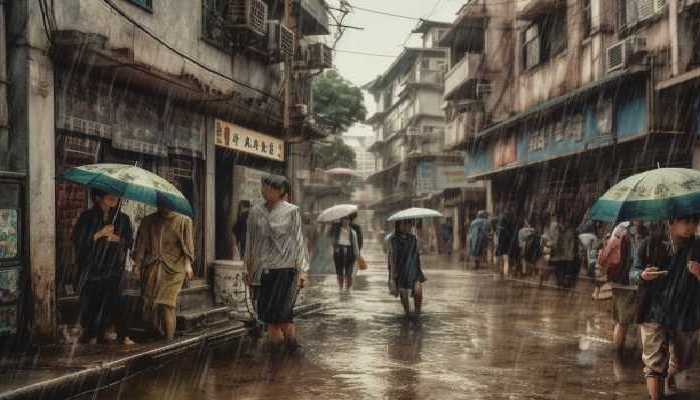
327, 0, 464, 138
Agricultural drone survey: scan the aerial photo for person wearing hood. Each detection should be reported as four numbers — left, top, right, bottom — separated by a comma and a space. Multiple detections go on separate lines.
468, 211, 490, 270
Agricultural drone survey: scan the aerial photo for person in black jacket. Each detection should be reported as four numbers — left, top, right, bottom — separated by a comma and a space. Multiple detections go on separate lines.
331, 213, 363, 290
72, 189, 134, 345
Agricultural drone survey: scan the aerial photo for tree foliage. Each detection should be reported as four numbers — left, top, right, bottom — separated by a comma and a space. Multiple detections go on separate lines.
312, 70, 367, 135
311, 137, 357, 170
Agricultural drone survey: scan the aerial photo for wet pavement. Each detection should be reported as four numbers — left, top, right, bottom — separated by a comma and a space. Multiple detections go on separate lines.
80, 248, 700, 400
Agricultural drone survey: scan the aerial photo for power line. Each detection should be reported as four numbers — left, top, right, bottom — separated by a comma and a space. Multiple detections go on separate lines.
335, 49, 399, 58
100, 0, 281, 102
349, 5, 421, 21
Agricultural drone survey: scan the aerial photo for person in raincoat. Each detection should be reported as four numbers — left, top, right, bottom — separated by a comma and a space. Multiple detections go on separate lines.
331, 215, 362, 290
388, 219, 426, 316
630, 215, 700, 400
244, 175, 309, 353
495, 211, 518, 277
468, 211, 490, 270
132, 207, 195, 341
72, 189, 134, 345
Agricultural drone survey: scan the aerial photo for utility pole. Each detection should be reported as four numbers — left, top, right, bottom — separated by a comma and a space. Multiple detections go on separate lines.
284, 0, 303, 205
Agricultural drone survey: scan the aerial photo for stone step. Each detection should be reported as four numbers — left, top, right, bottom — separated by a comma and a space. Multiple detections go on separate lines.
176, 305, 233, 333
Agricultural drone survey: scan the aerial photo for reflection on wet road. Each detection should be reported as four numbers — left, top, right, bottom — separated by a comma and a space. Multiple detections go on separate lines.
86, 260, 700, 400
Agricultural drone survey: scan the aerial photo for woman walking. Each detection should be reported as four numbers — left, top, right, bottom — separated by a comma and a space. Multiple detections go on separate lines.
468, 211, 490, 270
388, 219, 426, 316
332, 216, 361, 290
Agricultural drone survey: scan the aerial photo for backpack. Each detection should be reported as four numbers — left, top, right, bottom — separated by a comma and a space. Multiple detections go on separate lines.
598, 224, 630, 282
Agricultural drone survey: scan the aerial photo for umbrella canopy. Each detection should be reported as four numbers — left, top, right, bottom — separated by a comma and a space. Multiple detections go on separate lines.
317, 204, 358, 223
325, 168, 358, 176
61, 163, 194, 217
589, 168, 700, 222
388, 207, 444, 222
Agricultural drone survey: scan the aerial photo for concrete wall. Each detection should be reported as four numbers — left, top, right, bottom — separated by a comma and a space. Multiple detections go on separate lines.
51, 0, 282, 98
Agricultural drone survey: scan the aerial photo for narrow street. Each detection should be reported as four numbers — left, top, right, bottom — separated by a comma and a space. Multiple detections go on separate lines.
82, 245, 700, 400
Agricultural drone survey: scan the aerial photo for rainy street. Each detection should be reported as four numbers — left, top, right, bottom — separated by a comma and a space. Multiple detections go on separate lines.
78, 245, 700, 400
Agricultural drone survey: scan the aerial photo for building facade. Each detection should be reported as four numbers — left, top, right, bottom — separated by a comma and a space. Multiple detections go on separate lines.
366, 19, 485, 253
5, 0, 331, 341
444, 0, 700, 232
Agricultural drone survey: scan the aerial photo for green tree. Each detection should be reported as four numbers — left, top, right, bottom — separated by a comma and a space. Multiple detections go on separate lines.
312, 137, 357, 170
312, 70, 367, 135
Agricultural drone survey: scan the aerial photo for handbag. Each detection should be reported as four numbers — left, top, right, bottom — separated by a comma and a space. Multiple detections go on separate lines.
357, 256, 368, 271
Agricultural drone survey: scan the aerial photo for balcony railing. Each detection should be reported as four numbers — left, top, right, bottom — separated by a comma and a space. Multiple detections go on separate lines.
445, 111, 486, 148
444, 53, 483, 99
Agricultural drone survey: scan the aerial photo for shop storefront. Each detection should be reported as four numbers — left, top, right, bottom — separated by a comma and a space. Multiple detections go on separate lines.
54, 70, 208, 306
466, 78, 693, 226
214, 119, 286, 260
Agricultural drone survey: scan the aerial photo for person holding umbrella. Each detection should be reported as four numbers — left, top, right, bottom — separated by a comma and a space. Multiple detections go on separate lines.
331, 213, 362, 290
72, 189, 134, 345
62, 163, 197, 341
386, 208, 438, 316
589, 168, 700, 400
388, 219, 426, 317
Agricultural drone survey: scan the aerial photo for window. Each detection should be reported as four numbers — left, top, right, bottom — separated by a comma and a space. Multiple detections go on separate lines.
522, 10, 567, 70
582, 0, 592, 37
618, 0, 667, 31
126, 0, 153, 11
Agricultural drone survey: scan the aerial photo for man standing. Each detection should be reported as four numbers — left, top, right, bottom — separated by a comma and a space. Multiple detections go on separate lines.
72, 189, 134, 345
233, 200, 251, 259
245, 175, 309, 353
631, 216, 700, 400
133, 207, 195, 341
468, 211, 490, 270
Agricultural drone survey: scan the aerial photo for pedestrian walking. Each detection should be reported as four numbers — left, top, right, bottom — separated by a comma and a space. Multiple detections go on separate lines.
468, 210, 490, 270
233, 200, 251, 260
518, 219, 541, 276
630, 215, 700, 400
332, 216, 361, 290
388, 219, 426, 316
72, 189, 134, 345
132, 207, 195, 341
542, 216, 579, 288
600, 221, 648, 354
244, 175, 309, 353
495, 211, 518, 277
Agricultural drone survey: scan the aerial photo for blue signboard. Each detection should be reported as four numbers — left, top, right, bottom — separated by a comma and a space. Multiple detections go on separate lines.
465, 84, 647, 177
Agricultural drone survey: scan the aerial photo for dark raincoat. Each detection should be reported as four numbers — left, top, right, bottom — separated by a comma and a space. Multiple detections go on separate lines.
388, 232, 426, 292
631, 235, 700, 331
468, 216, 490, 257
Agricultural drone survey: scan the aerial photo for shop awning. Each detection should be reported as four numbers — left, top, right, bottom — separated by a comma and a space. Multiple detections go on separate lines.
366, 162, 402, 184
453, 67, 649, 148
656, 68, 700, 91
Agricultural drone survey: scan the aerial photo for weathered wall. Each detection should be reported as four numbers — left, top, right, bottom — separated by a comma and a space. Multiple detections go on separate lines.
50, 0, 282, 98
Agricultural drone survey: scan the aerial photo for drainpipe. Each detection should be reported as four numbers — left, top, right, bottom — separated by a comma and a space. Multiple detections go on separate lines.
669, 0, 680, 77
0, 0, 8, 132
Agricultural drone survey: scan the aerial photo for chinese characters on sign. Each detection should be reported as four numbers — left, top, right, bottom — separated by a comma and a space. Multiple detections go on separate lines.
215, 119, 285, 162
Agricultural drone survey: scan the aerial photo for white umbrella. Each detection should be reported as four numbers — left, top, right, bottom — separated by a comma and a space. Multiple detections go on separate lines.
317, 204, 359, 223
387, 207, 444, 222
325, 168, 359, 176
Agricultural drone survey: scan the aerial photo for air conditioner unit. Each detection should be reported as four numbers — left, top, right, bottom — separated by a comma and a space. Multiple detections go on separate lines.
653, 0, 667, 14
406, 127, 421, 137
267, 21, 295, 62
476, 82, 493, 100
226, 0, 268, 37
294, 46, 310, 69
606, 36, 647, 72
308, 43, 333, 69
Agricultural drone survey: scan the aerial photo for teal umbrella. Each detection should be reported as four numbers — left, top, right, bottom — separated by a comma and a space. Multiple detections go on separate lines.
590, 168, 700, 222
61, 163, 194, 217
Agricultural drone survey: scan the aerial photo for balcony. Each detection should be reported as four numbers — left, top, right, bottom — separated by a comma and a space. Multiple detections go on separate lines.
268, 0, 330, 35
458, 0, 488, 18
399, 68, 445, 96
517, 0, 566, 20
445, 111, 486, 149
444, 53, 483, 100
